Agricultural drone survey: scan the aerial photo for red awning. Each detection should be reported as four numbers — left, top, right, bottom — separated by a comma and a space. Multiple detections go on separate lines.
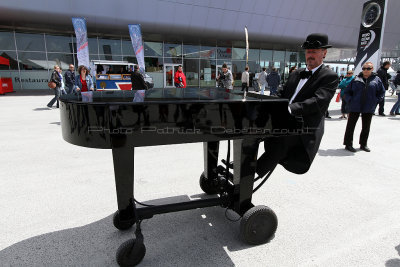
0, 56, 10, 66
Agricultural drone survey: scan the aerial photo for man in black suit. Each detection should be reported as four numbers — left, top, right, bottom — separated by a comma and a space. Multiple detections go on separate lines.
131, 64, 148, 90
257, 33, 339, 176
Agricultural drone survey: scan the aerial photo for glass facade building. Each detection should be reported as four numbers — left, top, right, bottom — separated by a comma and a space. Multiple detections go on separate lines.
0, 30, 309, 90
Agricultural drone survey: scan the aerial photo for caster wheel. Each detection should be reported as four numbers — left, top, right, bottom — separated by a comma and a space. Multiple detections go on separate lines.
116, 238, 146, 266
240, 205, 278, 245
113, 211, 135, 231
199, 173, 218, 195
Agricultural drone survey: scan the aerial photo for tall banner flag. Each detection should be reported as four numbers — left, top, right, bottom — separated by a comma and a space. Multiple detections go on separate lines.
354, 0, 388, 74
72, 17, 90, 68
245, 26, 249, 66
128, 24, 145, 73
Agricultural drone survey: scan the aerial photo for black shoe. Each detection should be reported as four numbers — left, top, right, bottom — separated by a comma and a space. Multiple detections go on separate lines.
379, 113, 386, 116
360, 146, 371, 152
345, 145, 356, 152
325, 115, 332, 119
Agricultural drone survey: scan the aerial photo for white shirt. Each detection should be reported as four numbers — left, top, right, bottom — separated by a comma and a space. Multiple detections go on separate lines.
288, 63, 323, 114
241, 71, 249, 85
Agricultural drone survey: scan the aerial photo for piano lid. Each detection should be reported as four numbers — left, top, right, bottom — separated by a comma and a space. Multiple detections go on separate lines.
59, 88, 285, 104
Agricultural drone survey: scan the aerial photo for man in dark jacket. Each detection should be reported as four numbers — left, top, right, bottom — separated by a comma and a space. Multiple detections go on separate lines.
131, 65, 147, 90
256, 33, 338, 176
376, 61, 391, 116
343, 62, 385, 152
64, 64, 76, 94
266, 68, 280, 96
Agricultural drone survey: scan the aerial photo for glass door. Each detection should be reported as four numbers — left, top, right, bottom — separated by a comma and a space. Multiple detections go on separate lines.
164, 64, 181, 88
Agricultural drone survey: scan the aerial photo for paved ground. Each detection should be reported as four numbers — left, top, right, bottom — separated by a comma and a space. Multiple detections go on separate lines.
0, 90, 400, 267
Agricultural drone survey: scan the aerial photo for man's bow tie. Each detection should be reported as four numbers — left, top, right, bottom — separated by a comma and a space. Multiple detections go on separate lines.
299, 70, 312, 79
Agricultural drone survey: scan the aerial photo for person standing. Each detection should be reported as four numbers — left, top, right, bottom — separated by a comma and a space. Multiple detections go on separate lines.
47, 65, 62, 108
389, 70, 400, 116
258, 67, 268, 95
58, 67, 67, 95
266, 68, 280, 96
257, 33, 338, 176
131, 64, 148, 90
338, 70, 354, 119
74, 65, 94, 92
376, 61, 391, 116
241, 66, 250, 93
343, 62, 385, 152
174, 65, 187, 88
64, 64, 76, 94
217, 63, 233, 90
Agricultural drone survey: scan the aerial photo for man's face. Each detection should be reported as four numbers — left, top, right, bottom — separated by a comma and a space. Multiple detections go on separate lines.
178, 66, 182, 72
384, 64, 391, 70
222, 67, 227, 73
362, 63, 374, 77
305, 49, 327, 70
69, 65, 74, 71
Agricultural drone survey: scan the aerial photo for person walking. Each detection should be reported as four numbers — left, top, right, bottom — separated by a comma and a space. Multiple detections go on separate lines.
47, 65, 62, 108
217, 64, 233, 90
64, 64, 76, 94
257, 33, 338, 177
258, 67, 268, 95
266, 68, 280, 96
58, 67, 67, 95
131, 64, 148, 90
74, 65, 94, 92
376, 61, 391, 116
174, 65, 186, 88
343, 62, 385, 152
389, 70, 400, 116
241, 66, 250, 93
338, 70, 354, 119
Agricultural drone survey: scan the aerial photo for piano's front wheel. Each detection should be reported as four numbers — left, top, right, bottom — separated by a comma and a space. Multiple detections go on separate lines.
199, 173, 218, 195
113, 211, 135, 231
116, 238, 146, 266
240, 205, 278, 245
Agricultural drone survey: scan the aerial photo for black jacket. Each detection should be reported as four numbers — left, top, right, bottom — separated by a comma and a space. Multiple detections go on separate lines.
377, 66, 389, 90
64, 70, 75, 86
50, 70, 61, 88
275, 64, 338, 174
131, 71, 147, 90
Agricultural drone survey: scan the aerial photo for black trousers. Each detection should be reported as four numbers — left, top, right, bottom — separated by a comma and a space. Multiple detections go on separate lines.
341, 98, 347, 114
256, 135, 303, 177
378, 93, 386, 114
343, 112, 373, 147
241, 83, 249, 92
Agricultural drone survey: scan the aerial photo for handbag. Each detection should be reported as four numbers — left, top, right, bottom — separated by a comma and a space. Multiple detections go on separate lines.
335, 92, 341, 102
48, 81, 56, 89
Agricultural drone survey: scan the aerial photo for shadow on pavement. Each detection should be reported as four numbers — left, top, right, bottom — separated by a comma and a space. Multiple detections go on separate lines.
33, 107, 52, 111
385, 244, 400, 267
388, 117, 400, 120
49, 122, 60, 125
318, 148, 356, 157
0, 195, 261, 266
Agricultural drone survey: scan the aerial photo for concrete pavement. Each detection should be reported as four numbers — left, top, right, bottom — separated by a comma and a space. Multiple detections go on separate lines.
0, 91, 399, 266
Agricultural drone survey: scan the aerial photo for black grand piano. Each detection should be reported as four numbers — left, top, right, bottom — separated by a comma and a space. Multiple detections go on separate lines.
59, 88, 304, 266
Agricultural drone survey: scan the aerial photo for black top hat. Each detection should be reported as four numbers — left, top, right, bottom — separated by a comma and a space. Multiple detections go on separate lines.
301, 33, 332, 49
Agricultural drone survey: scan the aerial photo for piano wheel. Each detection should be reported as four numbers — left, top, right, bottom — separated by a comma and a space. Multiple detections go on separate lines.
113, 211, 135, 231
199, 173, 218, 195
116, 238, 146, 266
240, 205, 278, 245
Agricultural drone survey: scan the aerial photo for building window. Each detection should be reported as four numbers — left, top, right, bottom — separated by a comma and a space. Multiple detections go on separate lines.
144, 42, 163, 57
15, 32, 45, 51
216, 47, 232, 60
122, 39, 134, 56
18, 52, 47, 70
0, 31, 16, 50
98, 38, 122, 56
200, 46, 216, 59
164, 43, 182, 58
183, 45, 200, 58
0, 51, 18, 70
200, 59, 216, 87
47, 53, 74, 70
183, 59, 199, 87
46, 34, 74, 53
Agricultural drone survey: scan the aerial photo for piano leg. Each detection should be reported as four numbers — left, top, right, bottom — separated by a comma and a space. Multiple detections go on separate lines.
111, 143, 135, 230
233, 139, 278, 245
200, 141, 220, 194
232, 138, 259, 215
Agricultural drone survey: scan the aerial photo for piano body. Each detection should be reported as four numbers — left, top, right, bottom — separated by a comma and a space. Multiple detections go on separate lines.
59, 88, 304, 266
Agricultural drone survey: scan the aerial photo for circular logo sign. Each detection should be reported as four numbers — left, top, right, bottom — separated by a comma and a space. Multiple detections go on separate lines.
100, 82, 107, 89
362, 2, 381, 28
